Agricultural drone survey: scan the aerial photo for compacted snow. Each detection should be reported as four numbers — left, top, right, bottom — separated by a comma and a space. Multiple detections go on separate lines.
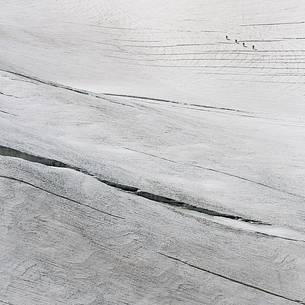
1, 1, 305, 305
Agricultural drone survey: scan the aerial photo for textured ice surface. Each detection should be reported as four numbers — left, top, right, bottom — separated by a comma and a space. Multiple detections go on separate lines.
1, 1, 305, 304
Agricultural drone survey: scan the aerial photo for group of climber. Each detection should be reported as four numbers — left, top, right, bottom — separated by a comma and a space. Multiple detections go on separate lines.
225, 35, 256, 50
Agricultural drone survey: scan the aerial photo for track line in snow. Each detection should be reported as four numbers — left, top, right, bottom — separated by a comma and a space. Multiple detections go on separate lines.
158, 253, 305, 305
0, 175, 124, 220
123, 147, 305, 201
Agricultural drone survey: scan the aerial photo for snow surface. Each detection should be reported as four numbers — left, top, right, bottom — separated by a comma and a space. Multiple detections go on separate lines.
1, 1, 305, 304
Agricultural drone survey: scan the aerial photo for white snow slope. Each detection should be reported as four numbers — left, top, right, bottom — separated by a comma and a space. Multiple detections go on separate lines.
1, 1, 305, 305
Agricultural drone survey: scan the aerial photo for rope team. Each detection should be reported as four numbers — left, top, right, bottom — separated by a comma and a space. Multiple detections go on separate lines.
226, 35, 256, 50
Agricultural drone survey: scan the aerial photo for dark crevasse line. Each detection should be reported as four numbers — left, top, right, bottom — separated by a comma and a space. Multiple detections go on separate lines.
0, 69, 92, 96
135, 191, 264, 223
98, 179, 139, 192
102, 92, 248, 113
158, 253, 305, 305
0, 68, 249, 114
0, 109, 15, 116
0, 144, 266, 225
241, 21, 305, 27
0, 91, 19, 99
0, 68, 134, 108
0, 144, 84, 172
0, 175, 124, 220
